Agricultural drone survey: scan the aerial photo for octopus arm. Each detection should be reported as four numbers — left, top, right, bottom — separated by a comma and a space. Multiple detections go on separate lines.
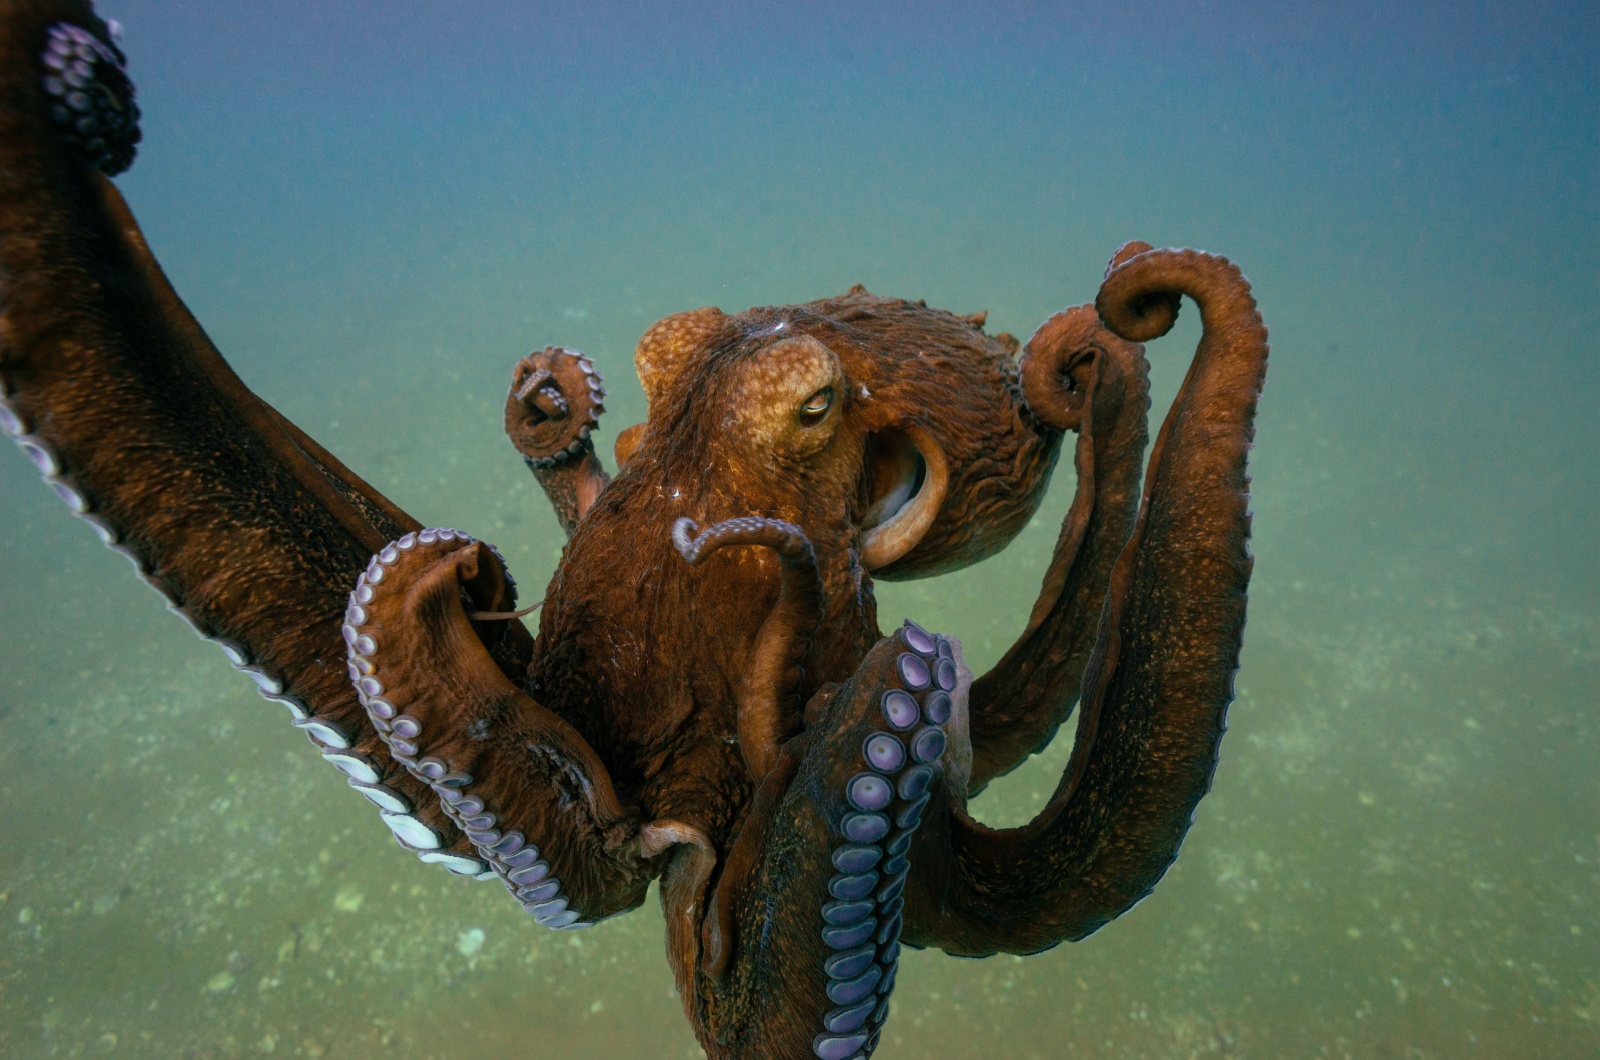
966, 294, 1153, 790
900, 247, 1269, 955
504, 345, 611, 535
347, 534, 661, 926
0, 2, 511, 872
684, 625, 965, 1060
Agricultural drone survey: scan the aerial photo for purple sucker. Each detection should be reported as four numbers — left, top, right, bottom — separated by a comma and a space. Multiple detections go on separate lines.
829, 871, 880, 901
846, 773, 892, 813
901, 622, 936, 656
508, 861, 550, 885
518, 880, 562, 904
896, 652, 931, 690
390, 715, 421, 739
824, 943, 877, 981
503, 847, 542, 869
895, 792, 930, 830
812, 1032, 869, 1060
832, 845, 881, 873
542, 909, 583, 929
826, 965, 882, 1005
876, 874, 906, 905
880, 690, 918, 731
823, 999, 876, 1035
841, 812, 889, 845
897, 765, 934, 801
934, 657, 958, 692
530, 898, 571, 922
922, 690, 953, 725
821, 900, 874, 926
821, 918, 877, 950
863, 732, 906, 773
911, 726, 946, 763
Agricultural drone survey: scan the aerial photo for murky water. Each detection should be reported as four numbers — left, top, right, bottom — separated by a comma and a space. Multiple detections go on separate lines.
2, 2, 1596, 1057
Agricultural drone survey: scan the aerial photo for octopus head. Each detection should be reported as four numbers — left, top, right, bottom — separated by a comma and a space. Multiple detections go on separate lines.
618, 292, 1065, 577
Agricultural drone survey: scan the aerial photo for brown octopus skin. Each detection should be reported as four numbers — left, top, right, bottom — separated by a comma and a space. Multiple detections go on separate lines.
0, 3, 1272, 1056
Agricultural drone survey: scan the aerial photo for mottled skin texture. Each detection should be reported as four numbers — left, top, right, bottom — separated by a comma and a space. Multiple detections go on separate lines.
0, 3, 1270, 1057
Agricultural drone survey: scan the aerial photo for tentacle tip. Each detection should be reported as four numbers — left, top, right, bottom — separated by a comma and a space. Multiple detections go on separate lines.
670, 517, 702, 563
1106, 240, 1155, 276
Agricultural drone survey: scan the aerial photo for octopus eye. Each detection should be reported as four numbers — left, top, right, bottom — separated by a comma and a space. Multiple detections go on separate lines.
799, 387, 834, 424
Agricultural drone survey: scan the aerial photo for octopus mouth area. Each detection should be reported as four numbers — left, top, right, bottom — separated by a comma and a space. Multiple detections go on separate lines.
859, 430, 946, 569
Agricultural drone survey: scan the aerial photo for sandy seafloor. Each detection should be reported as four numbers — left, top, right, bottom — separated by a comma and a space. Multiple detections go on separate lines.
1, 2, 1596, 1057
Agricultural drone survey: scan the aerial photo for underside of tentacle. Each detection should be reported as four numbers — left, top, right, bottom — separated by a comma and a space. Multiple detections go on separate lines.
902, 245, 1268, 956
688, 624, 964, 1059
673, 515, 824, 780
348, 528, 663, 926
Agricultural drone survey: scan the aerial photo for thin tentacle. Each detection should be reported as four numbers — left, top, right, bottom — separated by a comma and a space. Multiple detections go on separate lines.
505, 345, 610, 535
902, 246, 1268, 955
966, 301, 1151, 790
673, 515, 824, 781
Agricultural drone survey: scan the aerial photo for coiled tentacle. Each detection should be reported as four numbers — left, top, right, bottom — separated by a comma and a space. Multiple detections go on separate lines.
505, 345, 610, 535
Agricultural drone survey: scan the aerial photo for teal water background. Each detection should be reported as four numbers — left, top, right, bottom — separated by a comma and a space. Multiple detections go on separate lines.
1, 1, 1596, 1056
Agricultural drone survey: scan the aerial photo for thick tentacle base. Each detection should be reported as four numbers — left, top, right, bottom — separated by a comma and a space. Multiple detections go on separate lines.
347, 528, 657, 927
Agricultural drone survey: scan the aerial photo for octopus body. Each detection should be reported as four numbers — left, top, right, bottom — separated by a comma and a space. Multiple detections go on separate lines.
0, 4, 1269, 1057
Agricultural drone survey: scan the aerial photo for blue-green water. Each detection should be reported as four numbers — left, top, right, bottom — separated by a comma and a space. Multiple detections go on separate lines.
2, 2, 1596, 1056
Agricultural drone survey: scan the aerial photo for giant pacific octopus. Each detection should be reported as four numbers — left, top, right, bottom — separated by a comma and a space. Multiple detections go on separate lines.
0, 4, 1270, 1057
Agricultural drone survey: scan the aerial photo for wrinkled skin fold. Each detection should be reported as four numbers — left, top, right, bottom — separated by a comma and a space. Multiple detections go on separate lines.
0, 3, 1269, 1057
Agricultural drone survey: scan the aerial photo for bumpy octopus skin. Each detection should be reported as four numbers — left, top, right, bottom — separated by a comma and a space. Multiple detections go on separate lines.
0, 3, 1269, 1057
